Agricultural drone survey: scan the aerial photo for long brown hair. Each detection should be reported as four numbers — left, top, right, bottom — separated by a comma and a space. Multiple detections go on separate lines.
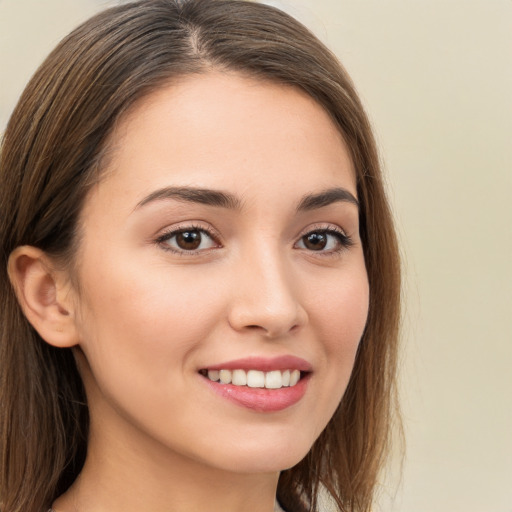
0, 1, 401, 511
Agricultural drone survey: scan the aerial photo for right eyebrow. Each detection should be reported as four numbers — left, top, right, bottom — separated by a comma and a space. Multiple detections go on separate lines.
296, 187, 359, 212
134, 186, 242, 211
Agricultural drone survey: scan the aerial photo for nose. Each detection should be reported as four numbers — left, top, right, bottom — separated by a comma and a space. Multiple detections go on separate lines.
227, 249, 308, 338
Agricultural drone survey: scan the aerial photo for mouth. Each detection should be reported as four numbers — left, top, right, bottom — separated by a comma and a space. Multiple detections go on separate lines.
198, 357, 312, 412
199, 368, 306, 389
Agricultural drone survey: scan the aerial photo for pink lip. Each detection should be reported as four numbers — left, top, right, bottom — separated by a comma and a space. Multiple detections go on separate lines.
199, 355, 312, 413
203, 374, 310, 412
203, 355, 313, 372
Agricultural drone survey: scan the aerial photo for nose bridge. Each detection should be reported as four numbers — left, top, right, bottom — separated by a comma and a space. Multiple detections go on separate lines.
228, 241, 306, 337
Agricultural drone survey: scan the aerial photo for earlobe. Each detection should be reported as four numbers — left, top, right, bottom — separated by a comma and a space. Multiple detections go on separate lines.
7, 246, 79, 348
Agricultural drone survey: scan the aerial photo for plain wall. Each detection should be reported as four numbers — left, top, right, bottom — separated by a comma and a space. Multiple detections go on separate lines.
1, 1, 511, 511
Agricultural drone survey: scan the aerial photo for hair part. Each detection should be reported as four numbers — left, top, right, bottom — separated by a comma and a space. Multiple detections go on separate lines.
0, 2, 401, 511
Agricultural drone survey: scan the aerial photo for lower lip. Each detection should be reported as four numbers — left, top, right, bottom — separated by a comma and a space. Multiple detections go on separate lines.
202, 374, 310, 412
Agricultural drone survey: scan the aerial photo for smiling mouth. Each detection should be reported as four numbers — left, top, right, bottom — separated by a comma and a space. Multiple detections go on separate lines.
199, 369, 305, 389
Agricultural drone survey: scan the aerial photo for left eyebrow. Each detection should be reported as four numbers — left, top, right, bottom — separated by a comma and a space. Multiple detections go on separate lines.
296, 187, 359, 212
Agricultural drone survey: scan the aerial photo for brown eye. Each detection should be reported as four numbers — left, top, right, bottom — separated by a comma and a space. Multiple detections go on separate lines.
175, 230, 202, 250
295, 228, 353, 253
302, 232, 328, 251
159, 228, 218, 253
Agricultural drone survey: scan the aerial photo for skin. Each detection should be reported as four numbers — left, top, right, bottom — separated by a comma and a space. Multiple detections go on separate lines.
28, 72, 369, 512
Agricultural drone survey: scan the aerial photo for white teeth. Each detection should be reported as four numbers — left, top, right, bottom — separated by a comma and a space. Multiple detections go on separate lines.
247, 370, 265, 388
207, 369, 220, 382
232, 369, 247, 386
205, 368, 303, 389
289, 369, 300, 386
219, 369, 232, 384
265, 370, 282, 389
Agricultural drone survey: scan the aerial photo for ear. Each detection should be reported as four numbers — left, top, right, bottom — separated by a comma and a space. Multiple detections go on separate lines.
7, 246, 79, 348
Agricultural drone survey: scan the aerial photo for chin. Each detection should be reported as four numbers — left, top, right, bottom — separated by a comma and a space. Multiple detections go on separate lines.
199, 429, 316, 474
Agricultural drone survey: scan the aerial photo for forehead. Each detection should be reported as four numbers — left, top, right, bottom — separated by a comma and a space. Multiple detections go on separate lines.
91, 72, 356, 211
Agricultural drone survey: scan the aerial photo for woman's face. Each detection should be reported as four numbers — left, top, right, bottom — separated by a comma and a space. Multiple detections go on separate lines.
71, 72, 369, 474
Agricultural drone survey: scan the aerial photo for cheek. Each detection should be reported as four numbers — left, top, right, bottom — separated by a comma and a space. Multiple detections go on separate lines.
73, 255, 224, 382
307, 263, 369, 409
314, 264, 369, 352
72, 259, 229, 444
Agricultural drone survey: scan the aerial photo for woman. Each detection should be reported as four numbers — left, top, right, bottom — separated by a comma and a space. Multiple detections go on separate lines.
0, 1, 401, 512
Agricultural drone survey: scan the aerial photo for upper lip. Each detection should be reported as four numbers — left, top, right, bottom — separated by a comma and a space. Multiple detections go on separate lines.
202, 355, 313, 373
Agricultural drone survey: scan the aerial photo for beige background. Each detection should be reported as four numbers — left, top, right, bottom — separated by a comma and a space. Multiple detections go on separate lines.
1, 1, 511, 511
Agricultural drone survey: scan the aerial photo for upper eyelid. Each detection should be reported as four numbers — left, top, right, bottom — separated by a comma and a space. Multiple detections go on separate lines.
296, 222, 348, 238
155, 222, 221, 241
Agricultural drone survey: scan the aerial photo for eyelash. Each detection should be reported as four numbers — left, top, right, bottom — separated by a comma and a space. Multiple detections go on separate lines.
155, 224, 354, 256
294, 225, 354, 255
155, 224, 221, 256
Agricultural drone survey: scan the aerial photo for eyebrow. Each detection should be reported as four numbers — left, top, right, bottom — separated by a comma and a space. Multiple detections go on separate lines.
135, 186, 242, 210
296, 187, 359, 211
135, 185, 359, 212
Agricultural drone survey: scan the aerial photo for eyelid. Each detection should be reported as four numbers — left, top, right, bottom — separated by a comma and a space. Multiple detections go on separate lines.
296, 222, 349, 239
